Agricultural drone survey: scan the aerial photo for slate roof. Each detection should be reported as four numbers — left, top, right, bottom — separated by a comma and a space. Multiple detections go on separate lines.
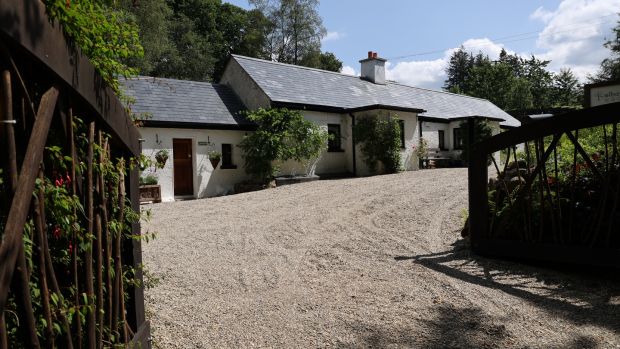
121, 76, 252, 128
231, 55, 521, 127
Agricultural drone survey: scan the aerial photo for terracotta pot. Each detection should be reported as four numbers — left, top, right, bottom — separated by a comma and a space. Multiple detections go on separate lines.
210, 158, 220, 169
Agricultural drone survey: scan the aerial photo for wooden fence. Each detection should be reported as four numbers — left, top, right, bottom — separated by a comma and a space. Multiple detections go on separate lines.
468, 102, 620, 268
0, 0, 149, 347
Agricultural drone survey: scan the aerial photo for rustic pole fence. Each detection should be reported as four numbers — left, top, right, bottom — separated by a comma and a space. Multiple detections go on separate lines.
0, 0, 149, 347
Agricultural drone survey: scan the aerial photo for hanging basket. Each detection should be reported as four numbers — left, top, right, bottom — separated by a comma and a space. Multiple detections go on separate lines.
210, 158, 220, 169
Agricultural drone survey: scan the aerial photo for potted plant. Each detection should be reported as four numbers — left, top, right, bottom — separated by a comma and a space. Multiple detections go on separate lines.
154, 149, 169, 169
208, 150, 222, 169
139, 175, 162, 203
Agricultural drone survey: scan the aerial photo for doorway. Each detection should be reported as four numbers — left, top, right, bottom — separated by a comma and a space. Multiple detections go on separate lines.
173, 139, 193, 196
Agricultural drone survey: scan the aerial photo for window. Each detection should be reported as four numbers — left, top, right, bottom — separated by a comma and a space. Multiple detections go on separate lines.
398, 120, 405, 148
221, 144, 236, 169
438, 130, 445, 150
327, 124, 343, 152
453, 128, 464, 150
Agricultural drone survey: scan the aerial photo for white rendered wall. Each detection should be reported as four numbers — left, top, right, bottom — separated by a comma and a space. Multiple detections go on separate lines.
140, 127, 251, 202
420, 122, 449, 149
220, 59, 271, 110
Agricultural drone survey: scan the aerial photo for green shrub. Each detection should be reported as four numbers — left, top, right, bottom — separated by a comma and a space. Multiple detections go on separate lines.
239, 108, 328, 182
140, 175, 158, 185
353, 115, 402, 174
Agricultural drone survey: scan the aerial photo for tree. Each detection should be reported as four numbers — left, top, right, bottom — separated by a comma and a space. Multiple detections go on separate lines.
119, 0, 179, 76
120, 0, 271, 81
250, 0, 326, 65
522, 56, 553, 109
591, 15, 620, 82
444, 47, 473, 92
467, 59, 516, 110
299, 50, 342, 72
552, 68, 582, 107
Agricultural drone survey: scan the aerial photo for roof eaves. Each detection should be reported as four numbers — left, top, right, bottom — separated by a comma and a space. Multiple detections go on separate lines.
346, 104, 426, 114
141, 120, 256, 131
448, 115, 507, 123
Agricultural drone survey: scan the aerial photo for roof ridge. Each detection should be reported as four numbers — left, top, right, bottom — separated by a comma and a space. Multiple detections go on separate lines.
232, 55, 494, 103
128, 75, 225, 87
385, 81, 493, 102
231, 54, 363, 79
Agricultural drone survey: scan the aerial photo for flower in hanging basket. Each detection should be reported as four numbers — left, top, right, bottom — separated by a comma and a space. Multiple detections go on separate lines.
208, 150, 222, 169
154, 149, 169, 169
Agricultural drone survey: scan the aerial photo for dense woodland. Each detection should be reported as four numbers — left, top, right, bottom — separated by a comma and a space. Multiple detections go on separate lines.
119, 0, 342, 81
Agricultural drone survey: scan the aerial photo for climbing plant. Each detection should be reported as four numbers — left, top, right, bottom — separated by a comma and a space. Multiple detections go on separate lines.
1, 116, 152, 347
353, 115, 402, 174
44, 0, 144, 93
239, 108, 328, 182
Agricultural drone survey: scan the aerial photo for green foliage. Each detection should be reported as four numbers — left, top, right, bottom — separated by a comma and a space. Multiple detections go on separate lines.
415, 137, 429, 160
459, 118, 493, 165
591, 15, 620, 82
552, 68, 583, 107
3, 117, 154, 346
118, 0, 272, 81
250, 0, 325, 65
208, 150, 222, 161
140, 175, 159, 185
239, 108, 328, 181
299, 51, 343, 72
44, 0, 144, 92
353, 116, 403, 174
444, 47, 580, 110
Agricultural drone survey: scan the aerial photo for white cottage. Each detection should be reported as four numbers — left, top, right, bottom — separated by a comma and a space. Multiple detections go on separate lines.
123, 52, 520, 202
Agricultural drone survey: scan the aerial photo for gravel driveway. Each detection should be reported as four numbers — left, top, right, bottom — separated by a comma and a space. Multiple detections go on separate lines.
142, 168, 620, 348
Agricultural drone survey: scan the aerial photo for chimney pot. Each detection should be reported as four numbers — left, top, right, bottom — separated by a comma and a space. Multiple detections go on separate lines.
368, 51, 373, 59
373, 52, 378, 59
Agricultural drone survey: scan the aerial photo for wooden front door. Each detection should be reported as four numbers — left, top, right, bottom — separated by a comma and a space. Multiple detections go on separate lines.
173, 139, 193, 196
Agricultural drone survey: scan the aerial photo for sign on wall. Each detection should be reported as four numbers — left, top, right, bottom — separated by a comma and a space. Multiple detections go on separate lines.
585, 81, 620, 107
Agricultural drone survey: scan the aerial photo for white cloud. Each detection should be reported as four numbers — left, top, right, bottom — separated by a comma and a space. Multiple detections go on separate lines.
340, 65, 358, 76
322, 31, 345, 43
385, 38, 508, 89
530, 6, 555, 23
532, 0, 620, 80
379, 0, 620, 89
385, 58, 447, 88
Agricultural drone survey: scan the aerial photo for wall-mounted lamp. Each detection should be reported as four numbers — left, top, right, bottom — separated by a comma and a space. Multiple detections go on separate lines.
155, 133, 162, 145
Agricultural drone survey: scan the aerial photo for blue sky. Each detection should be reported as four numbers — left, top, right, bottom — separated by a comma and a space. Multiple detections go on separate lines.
224, 0, 620, 89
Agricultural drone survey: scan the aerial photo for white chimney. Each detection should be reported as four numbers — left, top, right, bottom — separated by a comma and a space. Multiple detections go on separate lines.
360, 51, 386, 85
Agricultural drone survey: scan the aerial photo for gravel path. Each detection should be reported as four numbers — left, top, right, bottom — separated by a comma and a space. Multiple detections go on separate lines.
142, 169, 620, 348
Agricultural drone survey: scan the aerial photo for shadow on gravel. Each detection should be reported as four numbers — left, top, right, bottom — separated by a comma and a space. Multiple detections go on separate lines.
394, 240, 620, 338
335, 304, 602, 349
334, 305, 511, 349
